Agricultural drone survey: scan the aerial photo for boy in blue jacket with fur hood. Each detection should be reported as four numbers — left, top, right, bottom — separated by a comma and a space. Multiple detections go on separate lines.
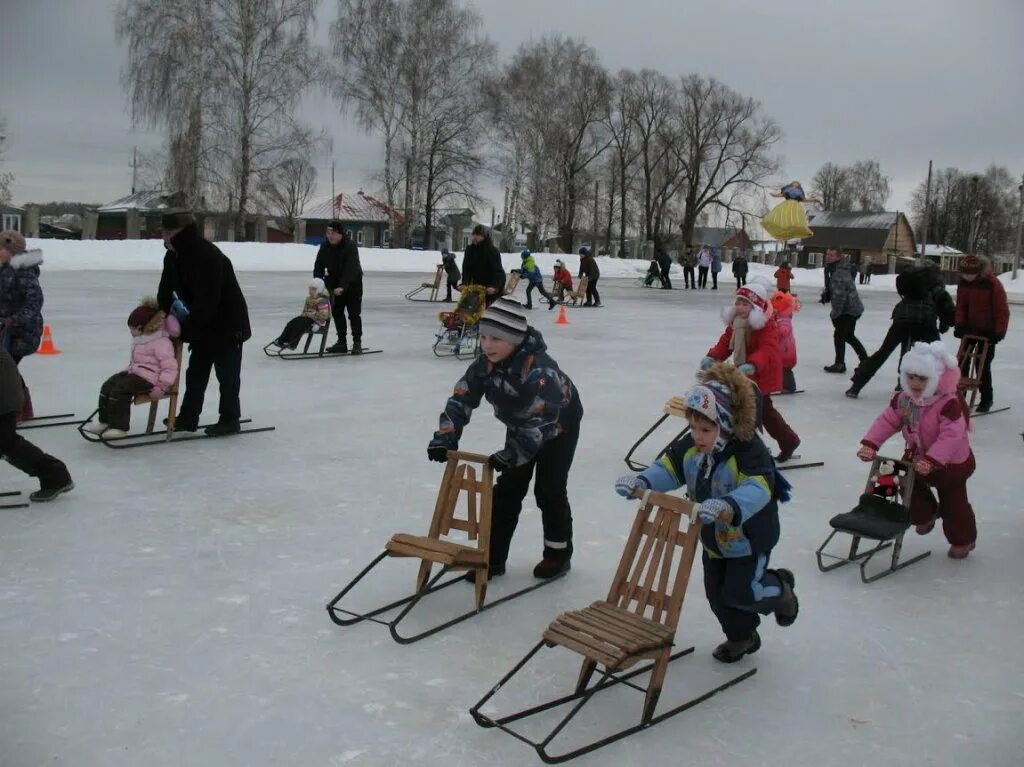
615, 363, 798, 662
428, 297, 582, 580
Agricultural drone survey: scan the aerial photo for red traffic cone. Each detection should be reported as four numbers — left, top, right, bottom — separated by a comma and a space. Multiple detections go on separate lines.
37, 325, 61, 355
555, 305, 569, 325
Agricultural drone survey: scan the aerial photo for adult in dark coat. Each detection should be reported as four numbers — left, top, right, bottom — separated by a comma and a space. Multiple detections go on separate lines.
157, 214, 251, 435
655, 247, 672, 289
822, 248, 868, 373
313, 220, 364, 353
460, 225, 505, 306
577, 247, 601, 306
954, 254, 1010, 411
0, 348, 73, 501
732, 255, 748, 289
846, 260, 947, 399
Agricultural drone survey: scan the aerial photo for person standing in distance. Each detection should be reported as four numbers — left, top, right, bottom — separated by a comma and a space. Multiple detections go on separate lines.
461, 224, 505, 306
157, 212, 251, 436
314, 220, 364, 354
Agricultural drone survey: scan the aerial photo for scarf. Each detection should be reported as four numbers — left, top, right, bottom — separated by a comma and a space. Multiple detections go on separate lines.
730, 315, 749, 365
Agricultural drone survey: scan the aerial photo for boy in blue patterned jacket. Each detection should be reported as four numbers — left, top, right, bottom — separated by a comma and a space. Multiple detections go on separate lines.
615, 363, 798, 662
428, 297, 583, 580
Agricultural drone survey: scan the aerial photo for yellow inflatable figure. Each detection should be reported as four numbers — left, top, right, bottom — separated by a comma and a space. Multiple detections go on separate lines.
762, 181, 820, 241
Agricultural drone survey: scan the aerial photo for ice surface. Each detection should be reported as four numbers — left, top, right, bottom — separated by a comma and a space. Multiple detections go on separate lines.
1, 266, 1022, 766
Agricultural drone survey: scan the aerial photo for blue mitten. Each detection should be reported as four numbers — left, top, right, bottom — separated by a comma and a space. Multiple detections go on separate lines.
738, 363, 755, 376
170, 291, 190, 320
615, 474, 650, 498
699, 356, 715, 371
696, 498, 734, 525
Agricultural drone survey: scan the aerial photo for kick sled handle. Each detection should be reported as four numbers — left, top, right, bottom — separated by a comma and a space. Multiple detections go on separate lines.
446, 449, 492, 465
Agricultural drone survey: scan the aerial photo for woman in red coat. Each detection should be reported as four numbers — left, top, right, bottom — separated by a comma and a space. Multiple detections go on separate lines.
954, 254, 1010, 412
701, 281, 801, 461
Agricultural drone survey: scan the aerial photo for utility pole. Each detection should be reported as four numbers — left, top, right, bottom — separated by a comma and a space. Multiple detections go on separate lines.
1013, 172, 1023, 281
920, 160, 932, 262
592, 180, 599, 254
130, 146, 138, 194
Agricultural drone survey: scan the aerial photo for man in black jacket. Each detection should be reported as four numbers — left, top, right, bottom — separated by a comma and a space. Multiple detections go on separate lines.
157, 213, 251, 436
461, 224, 505, 306
313, 220, 364, 354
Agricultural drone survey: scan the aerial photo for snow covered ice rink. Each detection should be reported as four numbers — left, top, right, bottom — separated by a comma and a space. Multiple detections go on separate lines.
2, 267, 1023, 766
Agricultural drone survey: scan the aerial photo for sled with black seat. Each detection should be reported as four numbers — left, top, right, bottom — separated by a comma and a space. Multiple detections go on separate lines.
469, 489, 755, 764
433, 285, 486, 359
78, 341, 275, 448
262, 301, 342, 360
405, 265, 445, 302
816, 456, 930, 583
326, 450, 565, 645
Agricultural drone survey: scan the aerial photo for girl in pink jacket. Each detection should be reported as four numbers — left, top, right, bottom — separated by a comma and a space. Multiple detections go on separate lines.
857, 341, 977, 558
84, 298, 179, 440
772, 291, 799, 392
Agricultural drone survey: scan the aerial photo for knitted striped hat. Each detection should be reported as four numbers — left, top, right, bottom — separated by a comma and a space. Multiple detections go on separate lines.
479, 297, 529, 345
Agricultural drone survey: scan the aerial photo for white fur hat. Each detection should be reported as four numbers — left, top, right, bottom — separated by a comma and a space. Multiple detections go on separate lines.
722, 276, 774, 329
310, 277, 327, 294
899, 341, 959, 400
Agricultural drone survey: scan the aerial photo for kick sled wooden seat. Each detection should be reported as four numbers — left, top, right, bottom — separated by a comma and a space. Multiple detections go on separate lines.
469, 489, 755, 764
405, 264, 445, 302
326, 450, 565, 644
565, 275, 589, 307
816, 456, 930, 583
954, 334, 1008, 416
504, 271, 521, 296
79, 341, 275, 448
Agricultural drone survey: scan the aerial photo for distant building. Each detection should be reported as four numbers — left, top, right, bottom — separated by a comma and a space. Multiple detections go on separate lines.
96, 191, 186, 240
1, 204, 23, 232
917, 243, 966, 272
689, 226, 753, 252
300, 191, 404, 247
802, 211, 917, 272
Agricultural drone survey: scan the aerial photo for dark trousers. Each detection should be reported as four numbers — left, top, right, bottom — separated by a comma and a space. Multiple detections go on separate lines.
333, 284, 363, 344
698, 266, 709, 288
781, 368, 797, 393
711, 270, 719, 289
179, 343, 243, 426
735, 274, 747, 289
832, 315, 868, 366
684, 267, 696, 288
761, 394, 798, 453
525, 281, 555, 308
911, 453, 976, 546
851, 321, 939, 391
278, 317, 314, 348
644, 274, 657, 287
703, 551, 785, 642
0, 412, 71, 489
445, 278, 459, 302
960, 337, 996, 404
98, 372, 153, 430
660, 268, 672, 289
489, 420, 580, 568
585, 277, 600, 305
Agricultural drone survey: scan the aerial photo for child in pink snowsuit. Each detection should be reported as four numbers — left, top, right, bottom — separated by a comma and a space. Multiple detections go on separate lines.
84, 298, 180, 440
771, 291, 799, 392
857, 341, 977, 558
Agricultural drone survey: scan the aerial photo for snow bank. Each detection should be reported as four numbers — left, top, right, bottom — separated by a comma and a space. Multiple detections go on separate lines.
997, 270, 1024, 300
27, 238, 900, 292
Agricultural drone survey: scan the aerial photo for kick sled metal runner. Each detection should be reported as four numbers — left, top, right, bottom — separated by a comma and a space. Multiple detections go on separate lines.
263, 309, 382, 361
17, 413, 82, 430
816, 455, 930, 583
325, 451, 565, 645
469, 489, 755, 763
0, 490, 29, 509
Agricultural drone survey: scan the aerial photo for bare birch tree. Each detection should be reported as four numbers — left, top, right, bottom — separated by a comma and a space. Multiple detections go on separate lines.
116, 0, 213, 207
258, 155, 317, 234
848, 159, 891, 212
811, 161, 853, 211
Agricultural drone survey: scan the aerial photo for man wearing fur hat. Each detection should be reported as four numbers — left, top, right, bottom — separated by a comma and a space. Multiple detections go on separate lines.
157, 212, 251, 436
702, 280, 802, 463
616, 362, 798, 662
954, 255, 1009, 413
313, 220, 364, 354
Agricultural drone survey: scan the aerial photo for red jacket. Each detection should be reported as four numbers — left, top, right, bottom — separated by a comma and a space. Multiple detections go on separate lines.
708, 316, 783, 394
553, 266, 573, 289
774, 266, 793, 292
955, 272, 1009, 338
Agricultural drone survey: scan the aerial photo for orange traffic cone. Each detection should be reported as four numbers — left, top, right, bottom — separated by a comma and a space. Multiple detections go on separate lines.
37, 325, 61, 355
555, 305, 569, 325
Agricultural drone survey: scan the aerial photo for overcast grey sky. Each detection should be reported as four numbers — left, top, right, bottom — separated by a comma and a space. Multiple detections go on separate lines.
2, 0, 1022, 217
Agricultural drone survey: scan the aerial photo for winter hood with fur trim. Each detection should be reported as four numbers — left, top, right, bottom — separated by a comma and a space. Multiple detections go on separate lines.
0, 249, 45, 358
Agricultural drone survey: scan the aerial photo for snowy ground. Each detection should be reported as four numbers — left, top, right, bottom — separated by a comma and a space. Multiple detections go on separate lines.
2, 270, 1022, 767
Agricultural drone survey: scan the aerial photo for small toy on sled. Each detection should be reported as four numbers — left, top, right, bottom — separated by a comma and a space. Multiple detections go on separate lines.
433, 285, 487, 359
816, 456, 930, 583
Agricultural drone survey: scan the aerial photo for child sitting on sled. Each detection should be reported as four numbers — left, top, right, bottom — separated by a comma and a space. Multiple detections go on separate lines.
857, 340, 977, 559
552, 260, 573, 302
84, 298, 179, 440
615, 362, 798, 663
272, 278, 331, 349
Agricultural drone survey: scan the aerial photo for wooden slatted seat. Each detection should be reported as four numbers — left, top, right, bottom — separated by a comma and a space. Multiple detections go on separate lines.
567, 275, 589, 306
504, 272, 521, 295
544, 600, 675, 668
405, 265, 445, 301
956, 334, 988, 411
386, 533, 487, 567
132, 341, 184, 435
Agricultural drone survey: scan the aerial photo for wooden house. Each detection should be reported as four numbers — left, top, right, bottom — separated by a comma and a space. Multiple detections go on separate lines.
802, 211, 917, 272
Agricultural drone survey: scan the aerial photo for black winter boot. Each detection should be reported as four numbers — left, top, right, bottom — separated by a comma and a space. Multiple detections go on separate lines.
533, 557, 571, 579
823, 363, 846, 374
712, 631, 761, 663
462, 563, 506, 583
775, 438, 800, 464
350, 342, 364, 355
204, 420, 241, 437
774, 569, 799, 627
31, 481, 75, 502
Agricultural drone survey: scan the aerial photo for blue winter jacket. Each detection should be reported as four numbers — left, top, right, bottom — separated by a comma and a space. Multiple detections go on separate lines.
637, 434, 782, 558
0, 250, 44, 359
430, 328, 582, 467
